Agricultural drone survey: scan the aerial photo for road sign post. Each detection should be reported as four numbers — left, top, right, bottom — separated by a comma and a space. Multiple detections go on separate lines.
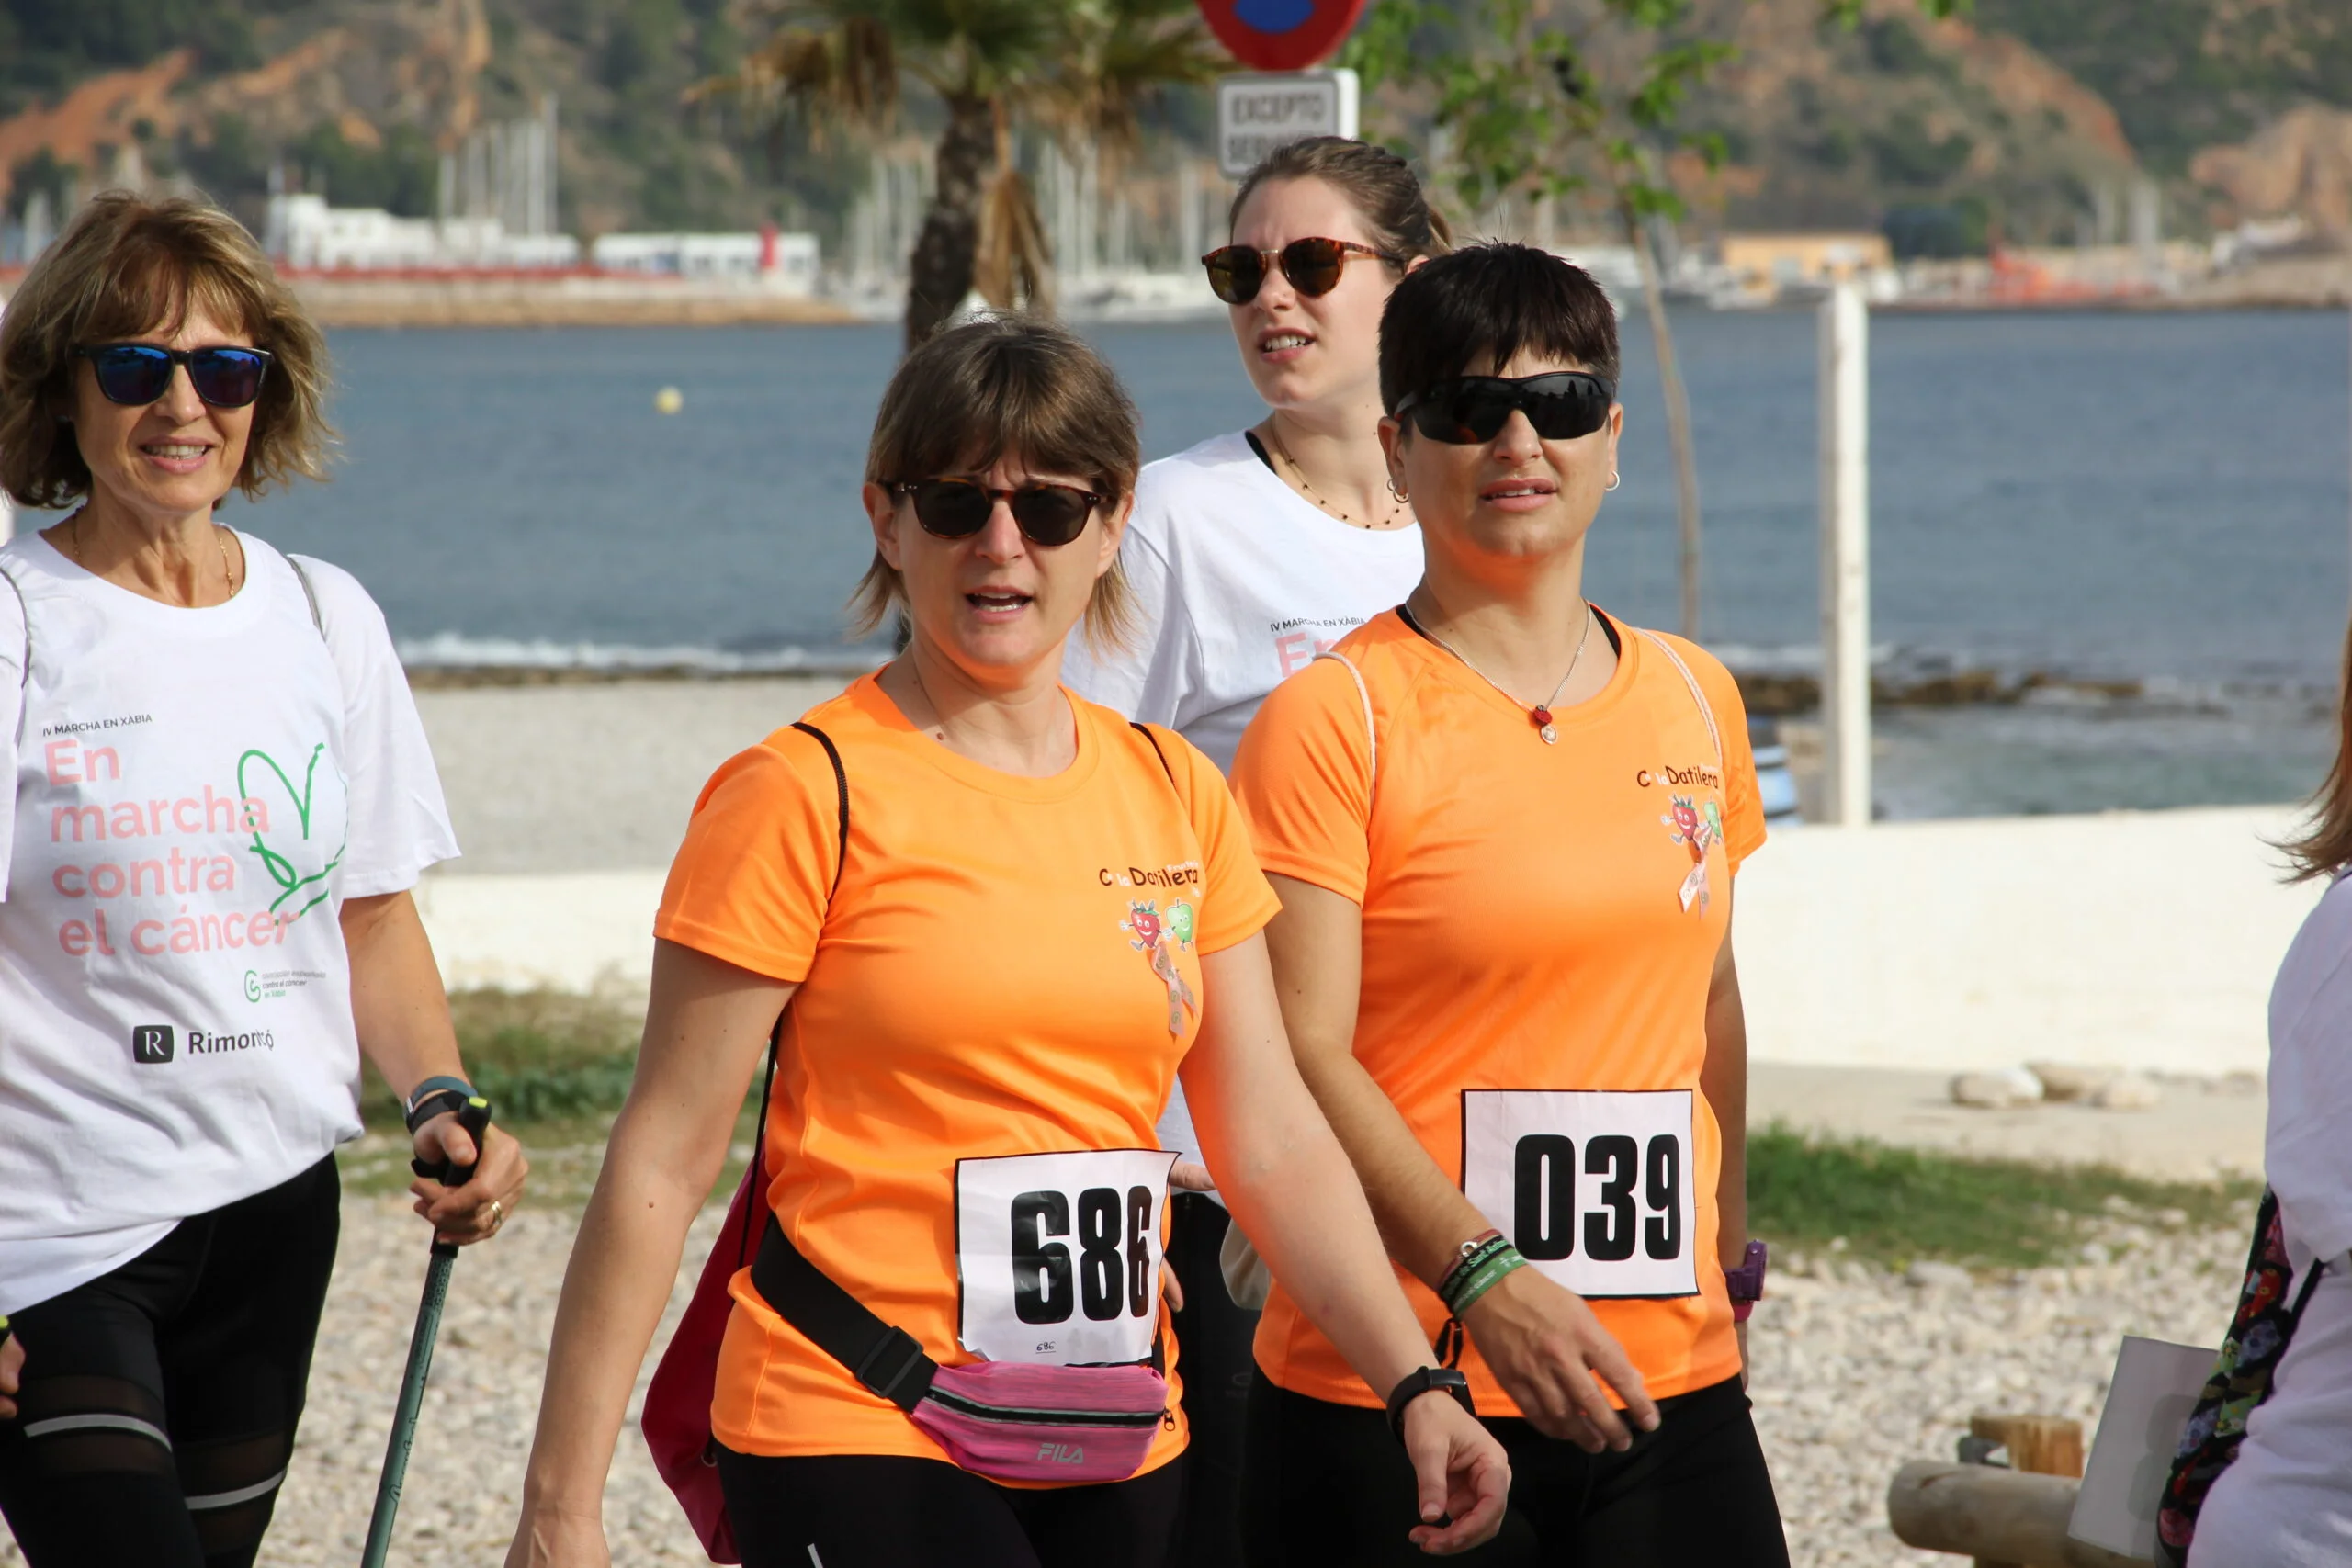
1215, 70, 1360, 180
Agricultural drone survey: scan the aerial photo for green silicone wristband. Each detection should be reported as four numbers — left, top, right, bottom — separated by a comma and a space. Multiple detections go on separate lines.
1436, 1236, 1512, 1302
1443, 1247, 1528, 1316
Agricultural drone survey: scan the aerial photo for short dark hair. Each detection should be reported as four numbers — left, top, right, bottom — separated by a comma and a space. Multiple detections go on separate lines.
851, 314, 1138, 648
1377, 242, 1620, 413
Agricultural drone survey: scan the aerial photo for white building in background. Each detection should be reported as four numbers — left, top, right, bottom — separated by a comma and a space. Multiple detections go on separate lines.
590, 228, 819, 293
263, 192, 582, 270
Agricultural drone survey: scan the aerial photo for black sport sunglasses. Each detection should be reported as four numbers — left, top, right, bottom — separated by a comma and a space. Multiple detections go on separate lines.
1393, 372, 1617, 445
1201, 237, 1403, 306
77, 344, 274, 409
893, 479, 1102, 547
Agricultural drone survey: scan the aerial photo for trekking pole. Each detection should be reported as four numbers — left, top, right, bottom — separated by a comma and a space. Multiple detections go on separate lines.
361, 1094, 493, 1568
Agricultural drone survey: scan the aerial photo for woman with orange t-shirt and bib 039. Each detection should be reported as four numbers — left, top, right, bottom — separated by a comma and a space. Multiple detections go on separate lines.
504, 318, 1509, 1568
1231, 243, 1789, 1566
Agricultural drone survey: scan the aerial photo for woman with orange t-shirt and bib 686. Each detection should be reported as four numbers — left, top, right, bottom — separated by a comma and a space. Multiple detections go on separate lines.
1232, 244, 1790, 1565
503, 318, 1507, 1568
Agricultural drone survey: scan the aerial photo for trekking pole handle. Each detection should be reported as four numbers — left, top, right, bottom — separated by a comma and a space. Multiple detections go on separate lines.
410, 1095, 493, 1187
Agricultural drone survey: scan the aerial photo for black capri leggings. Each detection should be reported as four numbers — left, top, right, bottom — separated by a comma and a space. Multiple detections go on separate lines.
1240, 1371, 1789, 1568
717, 1447, 1185, 1568
0, 1154, 340, 1568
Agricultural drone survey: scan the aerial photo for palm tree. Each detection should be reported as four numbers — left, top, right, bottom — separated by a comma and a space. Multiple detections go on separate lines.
695, 0, 1222, 347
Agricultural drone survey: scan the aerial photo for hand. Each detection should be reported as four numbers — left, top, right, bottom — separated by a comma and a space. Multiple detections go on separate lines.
1398, 1389, 1510, 1554
411, 1116, 529, 1245
0, 1329, 22, 1421
1169, 1159, 1215, 1193
1461, 1268, 1658, 1451
506, 1500, 610, 1568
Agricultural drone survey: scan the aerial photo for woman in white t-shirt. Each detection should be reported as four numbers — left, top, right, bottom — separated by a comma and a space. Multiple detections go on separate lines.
0, 193, 526, 1568
2187, 623, 2352, 1566
1061, 136, 1449, 1567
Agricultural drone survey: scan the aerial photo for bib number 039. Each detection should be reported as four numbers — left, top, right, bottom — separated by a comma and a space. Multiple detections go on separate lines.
1460, 1089, 1699, 1300
955, 1148, 1178, 1366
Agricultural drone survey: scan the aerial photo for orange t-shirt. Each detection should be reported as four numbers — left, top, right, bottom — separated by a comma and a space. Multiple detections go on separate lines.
1230, 609, 1764, 1416
655, 675, 1280, 1473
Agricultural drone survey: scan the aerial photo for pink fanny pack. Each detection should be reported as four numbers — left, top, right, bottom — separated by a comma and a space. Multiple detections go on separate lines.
752, 1214, 1170, 1486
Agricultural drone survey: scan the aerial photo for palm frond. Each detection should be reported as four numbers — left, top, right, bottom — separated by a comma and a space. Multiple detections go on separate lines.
683, 16, 900, 137
1040, 0, 1224, 155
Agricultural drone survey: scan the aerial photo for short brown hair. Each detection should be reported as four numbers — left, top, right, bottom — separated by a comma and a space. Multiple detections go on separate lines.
851, 315, 1138, 651
1229, 137, 1453, 265
0, 190, 333, 509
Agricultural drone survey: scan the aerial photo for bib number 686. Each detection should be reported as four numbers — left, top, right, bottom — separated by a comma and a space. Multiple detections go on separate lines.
956, 1148, 1176, 1365
1012, 1185, 1156, 1325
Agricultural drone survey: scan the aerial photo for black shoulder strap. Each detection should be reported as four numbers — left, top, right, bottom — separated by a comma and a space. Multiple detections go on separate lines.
733, 719, 853, 1270
752, 1214, 937, 1410
1130, 720, 1178, 787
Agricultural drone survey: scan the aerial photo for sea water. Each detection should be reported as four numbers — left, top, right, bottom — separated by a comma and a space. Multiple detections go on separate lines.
30, 308, 2352, 818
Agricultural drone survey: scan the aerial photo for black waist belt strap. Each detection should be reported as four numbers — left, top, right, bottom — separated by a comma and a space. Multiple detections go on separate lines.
752, 1216, 938, 1412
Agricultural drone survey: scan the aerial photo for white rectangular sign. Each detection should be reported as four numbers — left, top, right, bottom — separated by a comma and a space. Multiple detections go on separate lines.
1216, 70, 1361, 180
1461, 1089, 1699, 1300
955, 1148, 1177, 1366
2070, 1335, 2217, 1560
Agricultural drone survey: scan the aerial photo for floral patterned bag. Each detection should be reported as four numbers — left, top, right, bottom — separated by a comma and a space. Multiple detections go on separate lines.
2154, 1189, 2326, 1565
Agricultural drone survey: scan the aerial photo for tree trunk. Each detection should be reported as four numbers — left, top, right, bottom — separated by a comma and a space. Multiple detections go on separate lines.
904, 92, 998, 350
1623, 198, 1703, 640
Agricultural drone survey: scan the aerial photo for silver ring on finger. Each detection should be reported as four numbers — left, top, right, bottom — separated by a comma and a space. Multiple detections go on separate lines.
484, 1198, 504, 1232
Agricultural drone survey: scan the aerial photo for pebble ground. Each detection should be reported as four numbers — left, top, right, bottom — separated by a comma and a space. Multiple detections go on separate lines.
2, 1193, 2247, 1566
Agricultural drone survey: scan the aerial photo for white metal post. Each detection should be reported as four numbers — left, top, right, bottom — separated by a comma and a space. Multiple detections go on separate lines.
1818, 280, 1871, 827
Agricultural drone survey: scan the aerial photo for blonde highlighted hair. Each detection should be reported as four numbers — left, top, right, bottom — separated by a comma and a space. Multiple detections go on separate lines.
2281, 615, 2352, 880
852, 315, 1137, 652
0, 190, 333, 508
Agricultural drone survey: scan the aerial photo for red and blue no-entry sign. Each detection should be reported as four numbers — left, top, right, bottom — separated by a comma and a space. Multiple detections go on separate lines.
1197, 0, 1367, 73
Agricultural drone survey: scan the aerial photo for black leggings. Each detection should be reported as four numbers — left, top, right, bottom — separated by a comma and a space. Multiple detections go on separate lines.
1164, 1193, 1259, 1568
1240, 1371, 1789, 1568
716, 1448, 1185, 1568
0, 1155, 340, 1568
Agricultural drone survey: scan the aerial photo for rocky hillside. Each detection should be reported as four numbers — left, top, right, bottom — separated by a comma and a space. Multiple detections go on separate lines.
2, 0, 2347, 250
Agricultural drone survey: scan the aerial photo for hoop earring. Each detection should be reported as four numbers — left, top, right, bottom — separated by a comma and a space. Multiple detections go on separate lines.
1387, 477, 1409, 502
1604, 472, 1621, 491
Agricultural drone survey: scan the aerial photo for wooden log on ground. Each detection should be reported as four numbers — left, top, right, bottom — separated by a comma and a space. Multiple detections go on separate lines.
1887, 1461, 2149, 1567
1972, 1412, 2086, 1480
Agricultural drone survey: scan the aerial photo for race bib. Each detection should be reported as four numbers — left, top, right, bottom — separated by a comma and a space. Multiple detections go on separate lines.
955, 1149, 1178, 1366
1460, 1090, 1698, 1300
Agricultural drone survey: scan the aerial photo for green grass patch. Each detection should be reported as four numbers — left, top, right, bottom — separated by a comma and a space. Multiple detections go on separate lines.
361, 988, 646, 1130
1748, 1123, 2257, 1270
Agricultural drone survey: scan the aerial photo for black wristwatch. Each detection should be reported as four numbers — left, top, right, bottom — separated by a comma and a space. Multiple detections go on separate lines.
1385, 1366, 1476, 1443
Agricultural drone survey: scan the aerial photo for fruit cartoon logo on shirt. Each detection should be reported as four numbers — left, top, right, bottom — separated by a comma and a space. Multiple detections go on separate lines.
238, 743, 347, 920
1661, 794, 1722, 913
1123, 899, 1199, 1035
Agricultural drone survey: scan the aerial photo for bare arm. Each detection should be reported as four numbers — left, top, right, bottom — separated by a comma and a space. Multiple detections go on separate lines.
1185, 934, 1508, 1555
1698, 902, 1749, 1378
342, 889, 526, 1240
508, 941, 789, 1568
1262, 874, 1658, 1451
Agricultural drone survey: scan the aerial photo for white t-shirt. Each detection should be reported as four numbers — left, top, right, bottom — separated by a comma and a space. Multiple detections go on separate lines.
2190, 873, 2352, 1567
1064, 432, 1425, 774
0, 530, 458, 1314
1062, 431, 1424, 1175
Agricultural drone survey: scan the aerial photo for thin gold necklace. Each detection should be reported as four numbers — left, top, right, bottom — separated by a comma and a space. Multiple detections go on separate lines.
1402, 594, 1596, 745
1265, 419, 1410, 530
65, 508, 238, 596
